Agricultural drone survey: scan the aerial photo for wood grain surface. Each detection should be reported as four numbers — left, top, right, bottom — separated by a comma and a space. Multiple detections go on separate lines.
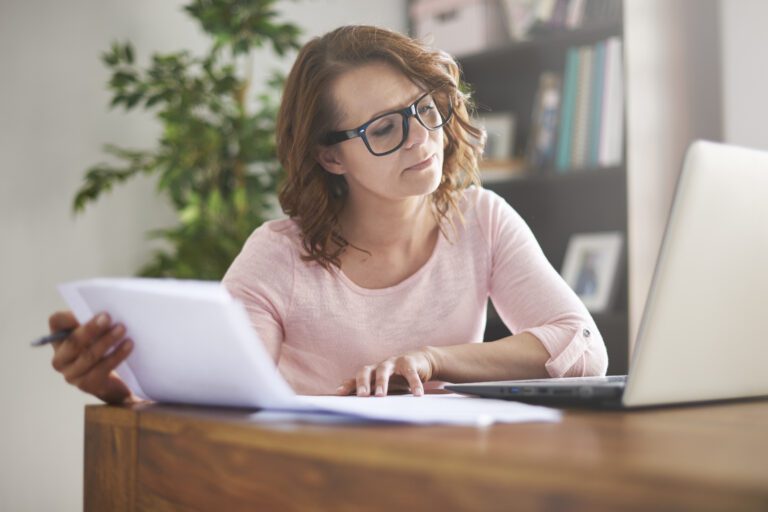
84, 399, 768, 511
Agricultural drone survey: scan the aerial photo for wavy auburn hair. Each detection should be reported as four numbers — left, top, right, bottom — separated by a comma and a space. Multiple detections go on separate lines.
277, 25, 483, 269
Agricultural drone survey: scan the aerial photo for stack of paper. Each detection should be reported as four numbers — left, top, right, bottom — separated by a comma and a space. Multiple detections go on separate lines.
60, 278, 561, 426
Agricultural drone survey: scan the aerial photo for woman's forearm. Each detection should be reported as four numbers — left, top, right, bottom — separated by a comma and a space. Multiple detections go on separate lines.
425, 333, 552, 383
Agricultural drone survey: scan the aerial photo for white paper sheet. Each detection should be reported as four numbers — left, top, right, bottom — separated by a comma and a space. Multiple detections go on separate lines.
293, 394, 561, 426
58, 278, 561, 426
59, 278, 298, 408
249, 395, 561, 427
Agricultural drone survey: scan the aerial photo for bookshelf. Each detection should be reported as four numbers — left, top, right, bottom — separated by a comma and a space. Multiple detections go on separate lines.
410, 0, 629, 374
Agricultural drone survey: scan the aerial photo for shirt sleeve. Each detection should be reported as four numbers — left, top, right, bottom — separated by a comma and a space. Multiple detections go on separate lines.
478, 189, 609, 377
221, 226, 295, 364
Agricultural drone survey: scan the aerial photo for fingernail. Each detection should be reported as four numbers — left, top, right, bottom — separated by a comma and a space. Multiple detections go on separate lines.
335, 385, 346, 394
375, 386, 384, 396
122, 340, 133, 351
357, 386, 366, 396
414, 387, 424, 396
96, 313, 109, 327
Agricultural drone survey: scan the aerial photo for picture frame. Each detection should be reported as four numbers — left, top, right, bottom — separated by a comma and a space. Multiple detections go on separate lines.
477, 113, 516, 160
560, 231, 623, 313
526, 71, 561, 168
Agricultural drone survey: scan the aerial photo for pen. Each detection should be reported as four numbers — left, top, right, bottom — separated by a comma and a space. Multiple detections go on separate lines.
31, 328, 75, 347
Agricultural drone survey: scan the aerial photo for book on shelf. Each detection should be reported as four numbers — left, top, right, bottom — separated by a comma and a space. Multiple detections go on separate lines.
535, 0, 557, 24
571, 44, 593, 169
555, 46, 579, 171
565, 0, 587, 29
587, 40, 606, 166
501, 0, 539, 41
599, 36, 624, 167
550, 0, 570, 28
553, 36, 624, 173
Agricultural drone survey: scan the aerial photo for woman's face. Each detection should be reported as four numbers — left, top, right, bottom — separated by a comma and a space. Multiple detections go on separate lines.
318, 61, 445, 204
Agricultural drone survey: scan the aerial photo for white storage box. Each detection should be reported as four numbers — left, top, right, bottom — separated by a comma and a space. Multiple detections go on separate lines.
411, 0, 508, 57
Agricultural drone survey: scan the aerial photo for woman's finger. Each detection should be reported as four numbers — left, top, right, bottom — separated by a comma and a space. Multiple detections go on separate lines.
49, 310, 79, 355
335, 379, 355, 396
71, 338, 133, 394
53, 312, 113, 368
99, 372, 134, 405
61, 323, 126, 383
355, 365, 375, 396
70, 313, 112, 351
396, 358, 424, 396
49, 310, 78, 333
374, 360, 395, 396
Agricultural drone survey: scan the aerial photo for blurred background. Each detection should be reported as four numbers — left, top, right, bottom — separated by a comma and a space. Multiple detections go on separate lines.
1, 0, 766, 510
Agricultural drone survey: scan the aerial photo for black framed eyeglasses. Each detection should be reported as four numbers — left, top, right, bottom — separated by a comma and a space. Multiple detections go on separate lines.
324, 91, 453, 157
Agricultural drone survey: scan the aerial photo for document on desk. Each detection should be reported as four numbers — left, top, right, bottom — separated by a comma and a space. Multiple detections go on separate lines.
59, 278, 561, 426
292, 394, 560, 426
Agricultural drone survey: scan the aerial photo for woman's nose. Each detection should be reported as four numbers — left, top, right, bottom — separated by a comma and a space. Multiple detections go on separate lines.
403, 115, 429, 149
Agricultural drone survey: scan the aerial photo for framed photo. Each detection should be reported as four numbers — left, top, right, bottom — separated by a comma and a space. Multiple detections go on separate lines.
526, 72, 561, 168
477, 113, 516, 160
560, 231, 623, 313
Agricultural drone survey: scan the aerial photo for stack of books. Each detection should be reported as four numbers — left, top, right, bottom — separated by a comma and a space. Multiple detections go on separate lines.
555, 36, 624, 172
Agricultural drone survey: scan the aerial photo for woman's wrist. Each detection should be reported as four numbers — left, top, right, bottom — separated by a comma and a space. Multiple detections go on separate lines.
420, 334, 551, 384
422, 345, 443, 382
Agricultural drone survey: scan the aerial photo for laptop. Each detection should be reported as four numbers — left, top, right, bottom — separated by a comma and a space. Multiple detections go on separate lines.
447, 141, 768, 408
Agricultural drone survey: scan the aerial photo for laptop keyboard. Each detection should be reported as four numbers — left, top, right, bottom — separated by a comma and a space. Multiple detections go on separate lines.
509, 375, 627, 385
567, 375, 627, 385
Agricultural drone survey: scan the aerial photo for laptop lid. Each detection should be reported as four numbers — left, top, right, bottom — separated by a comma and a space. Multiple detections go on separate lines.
623, 141, 768, 407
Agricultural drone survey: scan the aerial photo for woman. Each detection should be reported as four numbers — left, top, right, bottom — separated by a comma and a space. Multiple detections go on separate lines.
48, 25, 608, 404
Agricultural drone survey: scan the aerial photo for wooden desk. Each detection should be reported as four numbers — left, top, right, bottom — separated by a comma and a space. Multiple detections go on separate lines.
84, 400, 768, 511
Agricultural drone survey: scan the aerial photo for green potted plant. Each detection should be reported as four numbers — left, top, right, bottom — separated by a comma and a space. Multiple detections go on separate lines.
74, 0, 302, 279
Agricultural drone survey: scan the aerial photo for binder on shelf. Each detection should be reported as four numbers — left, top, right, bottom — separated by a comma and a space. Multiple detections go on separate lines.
598, 36, 624, 167
555, 47, 579, 172
571, 45, 593, 169
587, 40, 607, 167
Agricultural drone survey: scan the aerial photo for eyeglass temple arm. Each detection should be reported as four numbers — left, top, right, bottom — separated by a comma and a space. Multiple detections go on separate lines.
325, 128, 361, 145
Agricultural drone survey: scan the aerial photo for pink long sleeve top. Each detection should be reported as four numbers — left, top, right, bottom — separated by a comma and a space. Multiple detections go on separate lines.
222, 187, 608, 394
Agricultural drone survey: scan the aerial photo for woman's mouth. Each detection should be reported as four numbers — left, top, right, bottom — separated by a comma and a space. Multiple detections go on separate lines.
404, 154, 435, 172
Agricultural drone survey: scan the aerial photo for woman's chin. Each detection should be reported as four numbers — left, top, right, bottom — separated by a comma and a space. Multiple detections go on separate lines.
401, 167, 442, 197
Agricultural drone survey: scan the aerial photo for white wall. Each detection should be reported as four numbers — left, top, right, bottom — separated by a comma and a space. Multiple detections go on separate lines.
624, 0, 768, 348
0, 1, 404, 510
721, 0, 768, 150
624, 0, 723, 350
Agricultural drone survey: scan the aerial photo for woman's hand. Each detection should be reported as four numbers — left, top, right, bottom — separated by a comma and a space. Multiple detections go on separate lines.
48, 310, 135, 404
336, 348, 438, 397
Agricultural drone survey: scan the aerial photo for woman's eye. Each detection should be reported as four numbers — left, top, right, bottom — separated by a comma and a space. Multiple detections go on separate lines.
419, 104, 435, 115
370, 123, 395, 138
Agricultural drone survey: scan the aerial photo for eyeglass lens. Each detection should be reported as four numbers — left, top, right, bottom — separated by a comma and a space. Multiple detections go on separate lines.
365, 94, 449, 155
